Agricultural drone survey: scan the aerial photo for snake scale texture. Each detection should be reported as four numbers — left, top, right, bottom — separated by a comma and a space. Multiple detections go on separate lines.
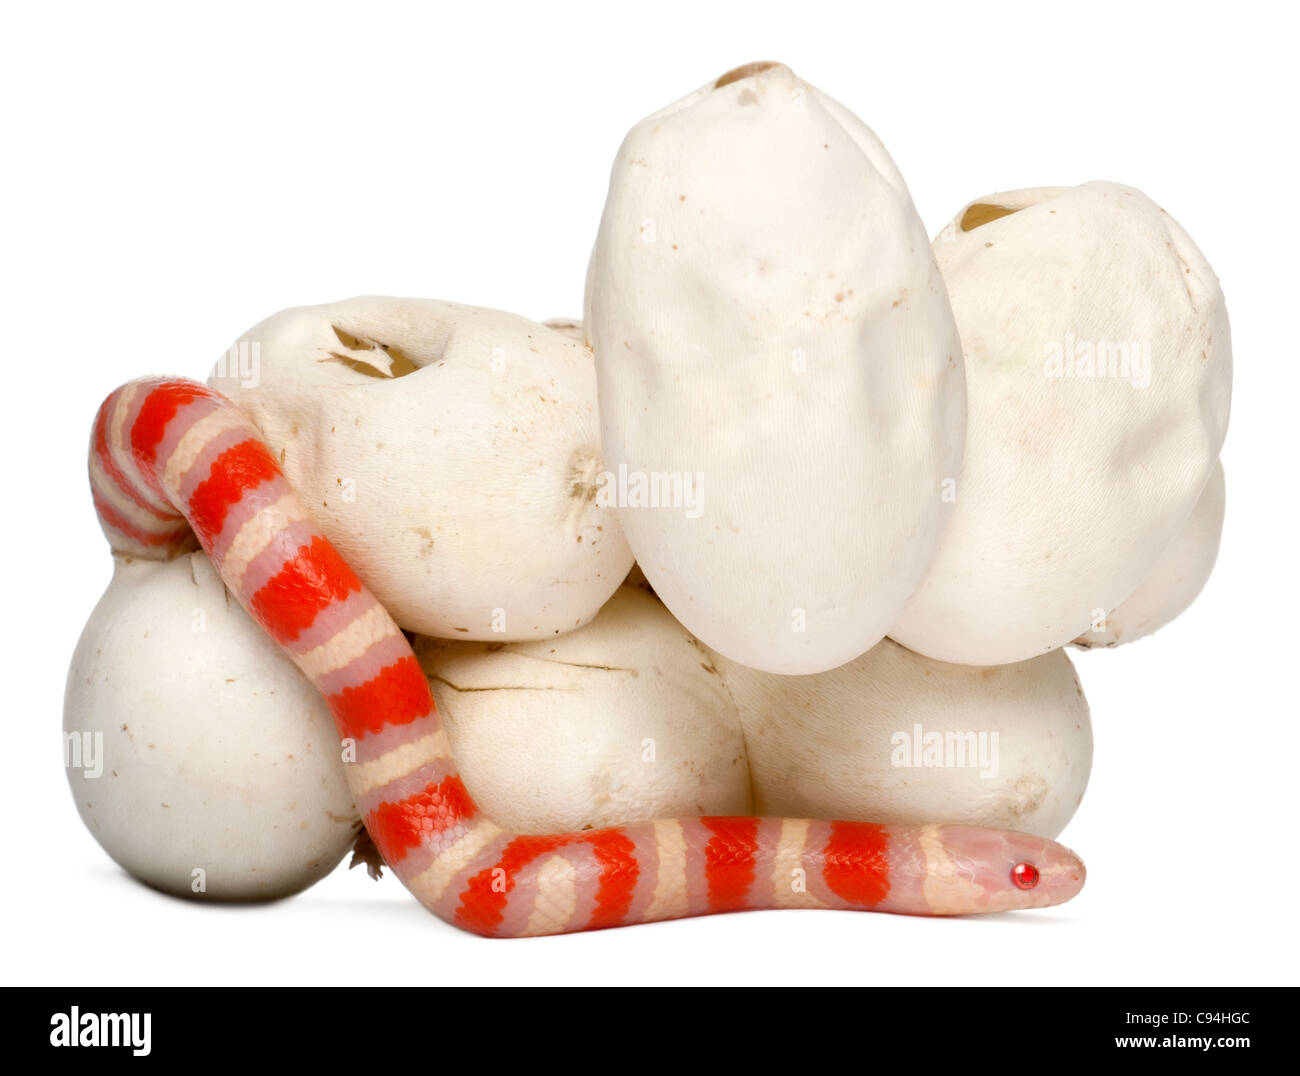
87, 377, 1086, 936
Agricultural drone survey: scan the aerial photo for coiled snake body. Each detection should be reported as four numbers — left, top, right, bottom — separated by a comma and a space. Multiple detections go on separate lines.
88, 378, 1085, 936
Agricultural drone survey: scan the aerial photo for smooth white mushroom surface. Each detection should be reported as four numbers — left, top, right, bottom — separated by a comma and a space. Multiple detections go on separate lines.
413, 585, 751, 833
64, 553, 359, 900
1075, 458, 1226, 648
585, 61, 965, 676
209, 296, 633, 641
714, 638, 1092, 839
891, 182, 1232, 666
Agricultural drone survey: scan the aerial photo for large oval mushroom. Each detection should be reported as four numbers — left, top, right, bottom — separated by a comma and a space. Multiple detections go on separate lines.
412, 585, 751, 833
585, 62, 965, 675
64, 552, 359, 900
209, 297, 634, 642
891, 183, 1232, 665
715, 638, 1092, 840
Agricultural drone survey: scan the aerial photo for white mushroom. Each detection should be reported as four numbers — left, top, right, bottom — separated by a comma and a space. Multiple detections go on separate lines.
584, 62, 965, 675
891, 183, 1232, 666
714, 638, 1092, 839
413, 585, 751, 832
63, 552, 359, 900
1075, 458, 1226, 648
209, 297, 633, 641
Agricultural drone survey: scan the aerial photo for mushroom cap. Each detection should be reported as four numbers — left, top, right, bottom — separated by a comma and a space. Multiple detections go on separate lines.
1075, 457, 1225, 648
413, 585, 750, 833
63, 553, 358, 900
585, 63, 965, 675
891, 182, 1232, 665
716, 637, 1092, 840
209, 296, 633, 641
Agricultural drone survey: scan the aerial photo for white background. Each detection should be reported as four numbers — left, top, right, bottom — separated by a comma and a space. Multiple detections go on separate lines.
2, 0, 1296, 986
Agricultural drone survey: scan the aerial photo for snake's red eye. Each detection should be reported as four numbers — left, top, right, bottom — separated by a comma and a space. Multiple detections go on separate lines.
1011, 862, 1039, 890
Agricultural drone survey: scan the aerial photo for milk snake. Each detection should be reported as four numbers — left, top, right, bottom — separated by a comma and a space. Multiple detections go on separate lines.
87, 377, 1086, 936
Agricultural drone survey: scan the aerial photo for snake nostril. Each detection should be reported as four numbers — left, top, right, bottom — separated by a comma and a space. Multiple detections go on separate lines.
1011, 862, 1040, 890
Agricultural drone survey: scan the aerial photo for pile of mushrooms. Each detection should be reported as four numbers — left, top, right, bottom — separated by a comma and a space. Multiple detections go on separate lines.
65, 62, 1228, 902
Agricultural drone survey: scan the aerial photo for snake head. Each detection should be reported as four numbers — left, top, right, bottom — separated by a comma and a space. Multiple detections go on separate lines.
913, 825, 1087, 914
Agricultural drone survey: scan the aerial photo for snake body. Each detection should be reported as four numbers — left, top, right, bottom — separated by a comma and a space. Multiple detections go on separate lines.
88, 377, 1086, 936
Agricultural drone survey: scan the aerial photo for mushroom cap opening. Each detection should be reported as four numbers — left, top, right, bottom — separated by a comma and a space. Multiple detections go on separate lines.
714, 61, 786, 89
960, 203, 1021, 231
